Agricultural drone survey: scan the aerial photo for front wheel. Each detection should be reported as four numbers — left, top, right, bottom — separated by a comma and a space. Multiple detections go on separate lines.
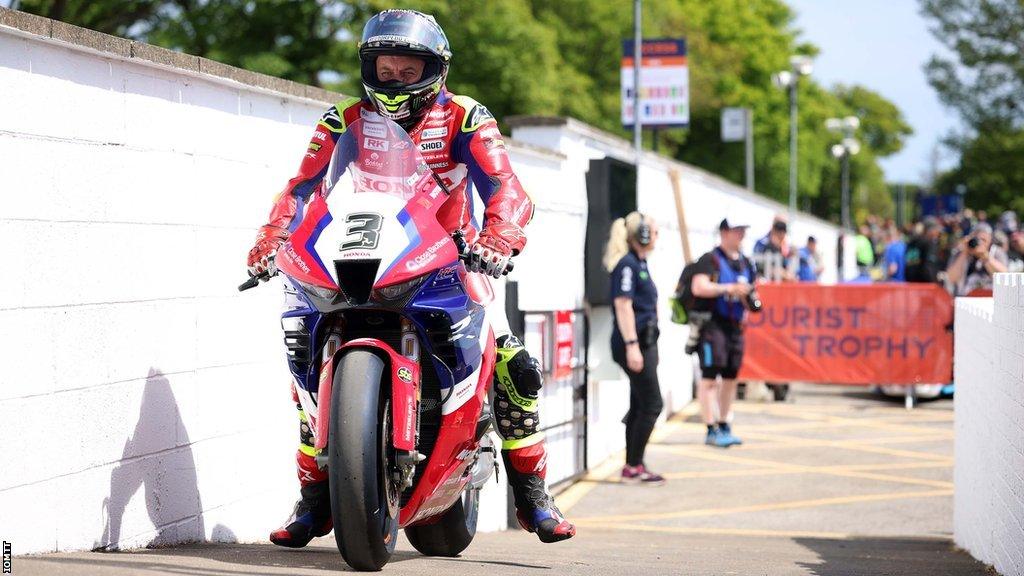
404, 486, 479, 557
329, 350, 399, 571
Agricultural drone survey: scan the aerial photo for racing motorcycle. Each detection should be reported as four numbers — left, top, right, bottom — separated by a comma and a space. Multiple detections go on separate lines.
240, 113, 507, 571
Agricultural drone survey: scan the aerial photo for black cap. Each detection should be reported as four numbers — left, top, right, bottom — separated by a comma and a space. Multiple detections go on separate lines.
772, 220, 788, 233
719, 218, 750, 231
807, 235, 817, 243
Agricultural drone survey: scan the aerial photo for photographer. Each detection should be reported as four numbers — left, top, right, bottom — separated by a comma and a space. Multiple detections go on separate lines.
604, 212, 666, 485
946, 223, 1008, 295
691, 219, 760, 448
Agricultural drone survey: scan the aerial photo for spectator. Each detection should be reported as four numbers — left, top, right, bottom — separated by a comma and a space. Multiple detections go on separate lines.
854, 223, 875, 276
794, 235, 823, 282
691, 219, 759, 448
1007, 229, 1024, 273
882, 226, 907, 281
604, 212, 665, 485
905, 217, 943, 283
753, 219, 794, 281
946, 222, 1009, 295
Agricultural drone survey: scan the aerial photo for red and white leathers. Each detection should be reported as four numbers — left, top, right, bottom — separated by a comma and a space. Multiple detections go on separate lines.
248, 88, 532, 274
257, 88, 573, 545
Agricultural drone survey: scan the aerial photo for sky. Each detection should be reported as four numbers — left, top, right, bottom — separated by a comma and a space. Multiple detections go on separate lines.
787, 0, 961, 184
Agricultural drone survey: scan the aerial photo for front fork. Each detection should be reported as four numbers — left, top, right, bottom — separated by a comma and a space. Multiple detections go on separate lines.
309, 319, 425, 490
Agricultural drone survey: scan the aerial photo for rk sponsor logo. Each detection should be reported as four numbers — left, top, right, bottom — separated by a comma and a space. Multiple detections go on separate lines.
363, 137, 389, 152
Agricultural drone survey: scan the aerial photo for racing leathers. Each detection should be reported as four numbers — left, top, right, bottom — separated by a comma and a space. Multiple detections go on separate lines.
253, 88, 574, 545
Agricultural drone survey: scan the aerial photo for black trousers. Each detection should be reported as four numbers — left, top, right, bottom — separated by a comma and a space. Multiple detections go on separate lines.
612, 337, 664, 467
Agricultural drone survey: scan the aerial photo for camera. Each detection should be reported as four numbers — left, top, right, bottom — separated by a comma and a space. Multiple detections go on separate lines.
967, 236, 979, 249
737, 277, 763, 313
745, 287, 763, 312
685, 311, 711, 354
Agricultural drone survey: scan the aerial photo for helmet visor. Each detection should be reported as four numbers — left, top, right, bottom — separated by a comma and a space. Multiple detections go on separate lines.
360, 11, 450, 60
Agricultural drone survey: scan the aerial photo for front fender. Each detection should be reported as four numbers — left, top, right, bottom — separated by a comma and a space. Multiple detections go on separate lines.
314, 338, 420, 452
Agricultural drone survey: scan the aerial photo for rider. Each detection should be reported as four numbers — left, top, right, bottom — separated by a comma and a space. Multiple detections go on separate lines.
246, 9, 575, 547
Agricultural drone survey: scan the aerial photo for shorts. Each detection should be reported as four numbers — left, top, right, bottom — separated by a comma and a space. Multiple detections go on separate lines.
697, 319, 745, 379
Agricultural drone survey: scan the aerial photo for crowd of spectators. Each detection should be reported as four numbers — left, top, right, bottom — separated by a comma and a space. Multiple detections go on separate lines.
850, 209, 1024, 295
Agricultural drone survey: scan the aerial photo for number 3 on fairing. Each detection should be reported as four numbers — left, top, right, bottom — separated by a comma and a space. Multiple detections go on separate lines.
340, 212, 383, 250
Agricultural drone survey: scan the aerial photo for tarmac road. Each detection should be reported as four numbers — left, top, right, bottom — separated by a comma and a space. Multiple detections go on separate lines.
13, 384, 989, 576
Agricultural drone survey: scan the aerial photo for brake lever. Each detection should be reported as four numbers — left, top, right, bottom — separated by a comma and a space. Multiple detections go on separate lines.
238, 271, 270, 292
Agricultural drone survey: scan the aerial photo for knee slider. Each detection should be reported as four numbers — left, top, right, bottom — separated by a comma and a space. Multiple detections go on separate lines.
495, 334, 543, 403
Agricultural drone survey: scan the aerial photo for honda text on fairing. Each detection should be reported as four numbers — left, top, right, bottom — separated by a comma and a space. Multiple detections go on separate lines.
240, 114, 505, 571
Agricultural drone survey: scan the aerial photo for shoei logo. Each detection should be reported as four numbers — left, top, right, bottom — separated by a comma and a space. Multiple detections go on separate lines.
419, 140, 445, 152
363, 137, 389, 152
397, 366, 413, 383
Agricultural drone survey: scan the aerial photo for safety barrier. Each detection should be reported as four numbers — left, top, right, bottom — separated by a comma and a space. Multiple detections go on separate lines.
953, 274, 1024, 576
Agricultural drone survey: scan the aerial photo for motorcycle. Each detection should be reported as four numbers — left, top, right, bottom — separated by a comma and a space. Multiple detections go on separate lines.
240, 113, 506, 571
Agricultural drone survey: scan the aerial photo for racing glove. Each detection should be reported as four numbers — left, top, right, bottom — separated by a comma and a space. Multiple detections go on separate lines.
468, 222, 525, 278
247, 225, 288, 277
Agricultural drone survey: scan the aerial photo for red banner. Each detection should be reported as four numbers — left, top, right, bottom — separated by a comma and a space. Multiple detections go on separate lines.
738, 284, 954, 385
554, 311, 574, 381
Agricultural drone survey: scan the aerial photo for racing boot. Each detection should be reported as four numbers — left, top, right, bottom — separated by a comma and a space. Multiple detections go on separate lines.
269, 480, 333, 548
271, 390, 333, 548
493, 335, 575, 543
504, 442, 576, 543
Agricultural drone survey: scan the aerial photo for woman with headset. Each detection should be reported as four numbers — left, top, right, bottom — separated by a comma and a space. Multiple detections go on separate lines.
605, 212, 666, 485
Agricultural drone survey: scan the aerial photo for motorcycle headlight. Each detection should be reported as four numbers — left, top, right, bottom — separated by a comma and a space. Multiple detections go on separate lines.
295, 279, 340, 301
374, 275, 427, 302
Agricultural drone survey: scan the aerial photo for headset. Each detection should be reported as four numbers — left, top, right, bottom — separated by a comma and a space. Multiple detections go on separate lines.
635, 212, 652, 247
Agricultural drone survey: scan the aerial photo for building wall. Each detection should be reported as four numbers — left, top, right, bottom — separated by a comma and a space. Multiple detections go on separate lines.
953, 274, 1024, 576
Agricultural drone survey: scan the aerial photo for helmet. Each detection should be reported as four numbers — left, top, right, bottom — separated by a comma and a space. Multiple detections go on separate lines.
359, 10, 451, 128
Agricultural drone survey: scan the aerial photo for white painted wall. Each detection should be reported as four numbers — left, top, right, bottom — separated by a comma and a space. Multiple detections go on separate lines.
0, 24, 514, 554
953, 273, 1024, 576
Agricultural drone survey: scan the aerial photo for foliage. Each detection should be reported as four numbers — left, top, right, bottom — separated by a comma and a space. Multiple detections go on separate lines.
921, 0, 1024, 214
15, 0, 914, 222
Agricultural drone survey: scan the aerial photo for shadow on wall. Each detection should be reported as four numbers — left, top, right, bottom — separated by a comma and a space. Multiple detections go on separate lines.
93, 368, 235, 550
793, 536, 989, 576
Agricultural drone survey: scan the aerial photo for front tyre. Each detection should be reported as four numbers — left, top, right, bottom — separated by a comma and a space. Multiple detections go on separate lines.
329, 350, 399, 571
405, 486, 479, 557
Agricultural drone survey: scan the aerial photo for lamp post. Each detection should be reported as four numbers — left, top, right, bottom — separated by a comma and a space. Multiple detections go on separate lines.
773, 55, 814, 216
826, 116, 861, 230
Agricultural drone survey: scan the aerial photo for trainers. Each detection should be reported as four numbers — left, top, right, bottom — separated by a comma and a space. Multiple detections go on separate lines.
717, 423, 743, 446
269, 482, 333, 548
621, 464, 666, 485
705, 428, 732, 448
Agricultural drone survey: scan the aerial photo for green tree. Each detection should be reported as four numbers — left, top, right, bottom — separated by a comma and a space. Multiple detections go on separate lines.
921, 0, 1024, 214
14, 0, 912, 223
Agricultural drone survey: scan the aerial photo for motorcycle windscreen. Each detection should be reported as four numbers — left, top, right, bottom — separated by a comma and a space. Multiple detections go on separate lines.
321, 114, 460, 287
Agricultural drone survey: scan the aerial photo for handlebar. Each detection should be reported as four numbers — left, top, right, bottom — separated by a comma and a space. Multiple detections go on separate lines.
238, 271, 269, 292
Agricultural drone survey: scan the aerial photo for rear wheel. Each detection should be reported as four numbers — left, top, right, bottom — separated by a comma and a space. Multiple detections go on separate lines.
404, 485, 479, 557
328, 350, 399, 571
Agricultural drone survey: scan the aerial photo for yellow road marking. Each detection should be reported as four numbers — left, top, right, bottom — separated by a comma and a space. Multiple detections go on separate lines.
557, 411, 693, 513
648, 444, 952, 488
585, 522, 856, 541
573, 488, 952, 524
661, 460, 950, 481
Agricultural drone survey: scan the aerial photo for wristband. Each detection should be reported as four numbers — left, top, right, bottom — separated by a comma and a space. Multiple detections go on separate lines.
625, 339, 639, 346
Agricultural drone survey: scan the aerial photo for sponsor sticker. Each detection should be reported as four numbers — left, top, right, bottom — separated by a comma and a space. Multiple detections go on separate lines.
363, 122, 386, 138
419, 140, 445, 152
397, 366, 413, 383
421, 126, 449, 139
363, 137, 389, 152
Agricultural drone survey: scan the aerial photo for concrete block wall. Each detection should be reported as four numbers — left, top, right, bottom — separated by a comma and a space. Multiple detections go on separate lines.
954, 273, 1024, 576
